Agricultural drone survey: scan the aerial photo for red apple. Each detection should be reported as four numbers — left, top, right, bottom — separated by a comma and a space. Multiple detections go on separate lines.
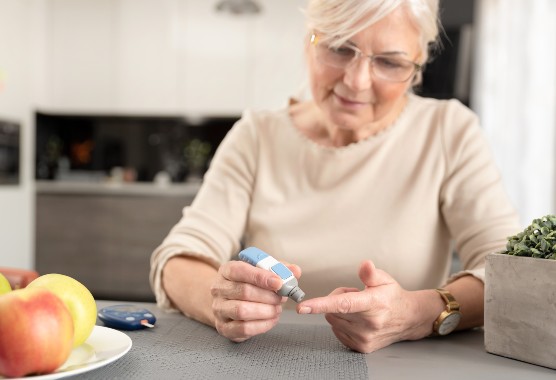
0, 287, 74, 378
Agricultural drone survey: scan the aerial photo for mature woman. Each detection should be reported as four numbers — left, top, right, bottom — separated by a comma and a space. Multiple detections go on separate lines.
150, 0, 519, 353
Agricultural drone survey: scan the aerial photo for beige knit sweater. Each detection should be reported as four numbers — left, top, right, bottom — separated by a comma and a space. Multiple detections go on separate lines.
150, 94, 519, 311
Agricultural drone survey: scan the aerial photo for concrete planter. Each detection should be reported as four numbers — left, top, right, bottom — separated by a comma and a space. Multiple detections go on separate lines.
485, 253, 556, 369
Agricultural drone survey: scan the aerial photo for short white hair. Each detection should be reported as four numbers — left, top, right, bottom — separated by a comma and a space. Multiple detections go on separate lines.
304, 0, 441, 66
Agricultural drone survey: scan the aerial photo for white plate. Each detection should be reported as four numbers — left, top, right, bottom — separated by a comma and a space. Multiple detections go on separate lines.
4, 326, 132, 380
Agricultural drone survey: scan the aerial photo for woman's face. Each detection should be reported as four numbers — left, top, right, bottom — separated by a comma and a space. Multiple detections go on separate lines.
307, 7, 422, 132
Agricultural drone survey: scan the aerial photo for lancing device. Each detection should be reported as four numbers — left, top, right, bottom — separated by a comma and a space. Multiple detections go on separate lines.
239, 247, 306, 303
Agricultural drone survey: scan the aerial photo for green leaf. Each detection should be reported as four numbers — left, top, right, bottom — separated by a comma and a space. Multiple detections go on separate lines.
504, 215, 556, 259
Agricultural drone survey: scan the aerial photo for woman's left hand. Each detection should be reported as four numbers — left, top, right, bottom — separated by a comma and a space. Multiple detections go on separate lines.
296, 260, 432, 353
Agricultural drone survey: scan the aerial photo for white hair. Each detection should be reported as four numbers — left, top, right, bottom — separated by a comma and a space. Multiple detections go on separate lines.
304, 0, 441, 66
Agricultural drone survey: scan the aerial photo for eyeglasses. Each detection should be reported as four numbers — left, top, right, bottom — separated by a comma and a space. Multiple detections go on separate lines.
310, 34, 422, 83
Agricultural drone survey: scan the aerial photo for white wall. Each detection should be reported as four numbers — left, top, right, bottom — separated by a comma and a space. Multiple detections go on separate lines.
0, 0, 45, 269
472, 0, 556, 227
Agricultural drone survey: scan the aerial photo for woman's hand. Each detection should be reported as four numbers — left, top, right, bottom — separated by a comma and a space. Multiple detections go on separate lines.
211, 260, 301, 342
296, 260, 435, 353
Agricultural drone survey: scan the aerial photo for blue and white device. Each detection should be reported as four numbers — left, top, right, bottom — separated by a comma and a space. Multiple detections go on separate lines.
239, 247, 305, 302
98, 305, 157, 330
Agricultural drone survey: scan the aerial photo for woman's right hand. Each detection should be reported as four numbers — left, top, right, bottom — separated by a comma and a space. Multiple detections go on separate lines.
210, 260, 301, 342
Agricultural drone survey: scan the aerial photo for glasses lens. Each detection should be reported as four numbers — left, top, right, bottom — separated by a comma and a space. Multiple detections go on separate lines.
371, 56, 417, 82
312, 36, 418, 82
315, 43, 356, 69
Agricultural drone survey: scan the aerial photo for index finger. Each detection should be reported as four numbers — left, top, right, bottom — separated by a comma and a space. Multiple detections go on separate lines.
297, 291, 371, 314
220, 261, 283, 291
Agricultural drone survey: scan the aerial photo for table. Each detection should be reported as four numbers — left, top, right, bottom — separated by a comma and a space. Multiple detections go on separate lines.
75, 300, 555, 379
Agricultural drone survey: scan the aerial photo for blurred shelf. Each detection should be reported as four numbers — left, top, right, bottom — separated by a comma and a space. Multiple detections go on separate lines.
35, 180, 201, 197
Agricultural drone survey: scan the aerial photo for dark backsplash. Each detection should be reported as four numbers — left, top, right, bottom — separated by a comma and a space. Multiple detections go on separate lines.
0, 118, 20, 185
35, 112, 239, 182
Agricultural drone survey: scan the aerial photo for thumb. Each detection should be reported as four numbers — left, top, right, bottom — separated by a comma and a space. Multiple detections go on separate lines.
358, 260, 394, 288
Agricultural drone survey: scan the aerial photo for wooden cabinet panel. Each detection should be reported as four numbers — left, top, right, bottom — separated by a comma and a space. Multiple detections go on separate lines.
36, 192, 193, 301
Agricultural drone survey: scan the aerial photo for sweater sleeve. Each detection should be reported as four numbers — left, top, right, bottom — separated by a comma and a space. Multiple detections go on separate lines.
438, 100, 520, 284
149, 110, 260, 311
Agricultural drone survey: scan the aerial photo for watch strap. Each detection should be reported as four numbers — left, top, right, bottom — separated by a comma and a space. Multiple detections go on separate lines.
435, 288, 460, 312
431, 288, 461, 336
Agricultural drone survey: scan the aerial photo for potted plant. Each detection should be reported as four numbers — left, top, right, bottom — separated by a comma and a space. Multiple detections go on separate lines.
183, 138, 212, 181
485, 214, 556, 369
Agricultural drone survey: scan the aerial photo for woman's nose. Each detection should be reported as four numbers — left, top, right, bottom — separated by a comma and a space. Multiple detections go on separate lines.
343, 57, 372, 91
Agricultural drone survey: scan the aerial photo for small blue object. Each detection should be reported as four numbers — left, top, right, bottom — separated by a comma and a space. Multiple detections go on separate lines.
270, 263, 292, 280
238, 247, 269, 266
239, 247, 306, 302
98, 304, 157, 330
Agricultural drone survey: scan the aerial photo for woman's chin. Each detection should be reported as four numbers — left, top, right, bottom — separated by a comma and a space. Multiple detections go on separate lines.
329, 111, 373, 131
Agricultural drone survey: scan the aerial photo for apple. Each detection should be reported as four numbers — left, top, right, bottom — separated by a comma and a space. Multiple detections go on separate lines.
28, 274, 97, 347
0, 287, 74, 378
0, 273, 11, 295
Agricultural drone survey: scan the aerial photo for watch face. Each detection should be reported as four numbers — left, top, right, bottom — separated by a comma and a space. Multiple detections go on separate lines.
438, 313, 462, 336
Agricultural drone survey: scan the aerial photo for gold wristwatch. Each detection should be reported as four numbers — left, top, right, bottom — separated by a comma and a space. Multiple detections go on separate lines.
432, 288, 462, 336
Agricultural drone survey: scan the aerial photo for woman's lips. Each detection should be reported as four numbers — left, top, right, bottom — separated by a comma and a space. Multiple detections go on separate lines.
334, 93, 370, 109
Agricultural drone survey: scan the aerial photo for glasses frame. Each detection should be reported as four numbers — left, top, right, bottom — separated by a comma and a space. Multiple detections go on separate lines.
310, 34, 422, 83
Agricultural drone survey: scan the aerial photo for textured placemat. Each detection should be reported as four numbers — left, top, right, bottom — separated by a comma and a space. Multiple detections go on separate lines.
75, 317, 369, 379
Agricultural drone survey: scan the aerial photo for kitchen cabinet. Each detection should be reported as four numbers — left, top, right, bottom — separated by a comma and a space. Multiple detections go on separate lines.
247, 0, 307, 110
46, 0, 115, 111
35, 182, 199, 301
42, 0, 307, 114
179, 0, 250, 115
45, 0, 179, 112
180, 0, 307, 114
114, 0, 182, 112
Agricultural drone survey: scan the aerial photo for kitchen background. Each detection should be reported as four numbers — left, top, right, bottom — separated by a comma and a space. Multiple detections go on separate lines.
0, 0, 554, 301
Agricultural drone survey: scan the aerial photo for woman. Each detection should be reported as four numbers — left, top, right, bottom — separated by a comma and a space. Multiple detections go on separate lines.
150, 0, 519, 353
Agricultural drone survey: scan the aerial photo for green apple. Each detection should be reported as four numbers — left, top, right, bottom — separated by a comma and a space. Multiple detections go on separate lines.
0, 273, 11, 295
0, 287, 74, 377
28, 274, 97, 347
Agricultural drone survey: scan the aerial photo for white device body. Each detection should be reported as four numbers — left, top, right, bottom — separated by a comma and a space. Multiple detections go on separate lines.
239, 247, 305, 302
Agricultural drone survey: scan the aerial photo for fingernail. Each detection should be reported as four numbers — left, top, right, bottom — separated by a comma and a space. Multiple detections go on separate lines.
268, 277, 281, 289
298, 306, 312, 314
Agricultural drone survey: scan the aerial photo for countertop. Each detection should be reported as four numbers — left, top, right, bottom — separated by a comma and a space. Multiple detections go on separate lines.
67, 300, 556, 379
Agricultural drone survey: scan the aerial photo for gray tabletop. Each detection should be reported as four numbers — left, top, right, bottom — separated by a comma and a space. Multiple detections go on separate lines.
68, 300, 555, 379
